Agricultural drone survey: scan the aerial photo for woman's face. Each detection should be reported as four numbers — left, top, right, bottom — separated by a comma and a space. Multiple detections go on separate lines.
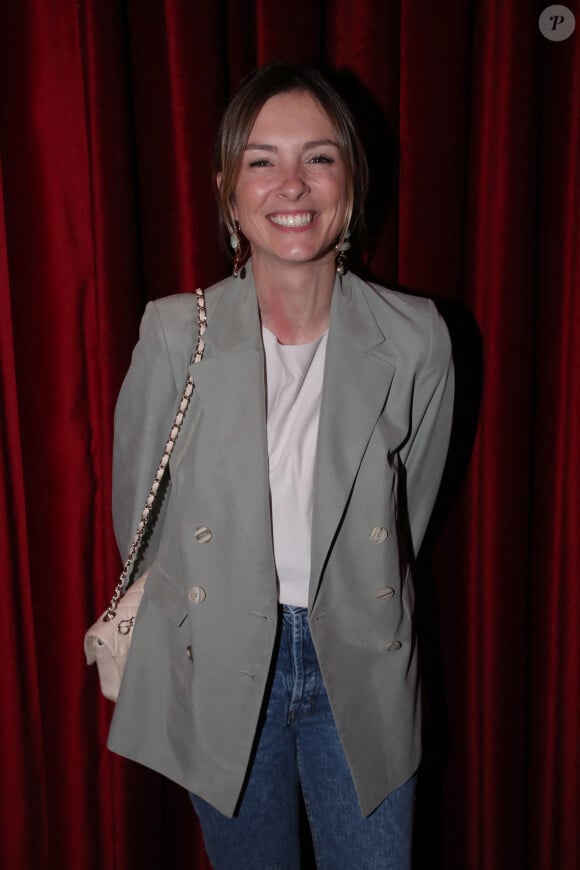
231, 91, 348, 272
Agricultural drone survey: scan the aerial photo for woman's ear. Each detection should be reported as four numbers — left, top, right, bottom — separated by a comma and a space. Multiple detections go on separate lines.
216, 173, 238, 225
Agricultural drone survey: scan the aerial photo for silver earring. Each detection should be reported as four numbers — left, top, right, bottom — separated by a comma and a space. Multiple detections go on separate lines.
335, 231, 351, 275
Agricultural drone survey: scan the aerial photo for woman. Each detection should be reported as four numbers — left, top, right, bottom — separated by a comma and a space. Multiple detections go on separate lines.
108, 64, 454, 869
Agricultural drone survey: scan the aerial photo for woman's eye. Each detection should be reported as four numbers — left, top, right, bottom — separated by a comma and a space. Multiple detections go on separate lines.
308, 154, 334, 164
249, 158, 272, 168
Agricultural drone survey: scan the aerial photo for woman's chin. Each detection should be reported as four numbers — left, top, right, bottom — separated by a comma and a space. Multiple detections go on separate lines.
252, 245, 335, 270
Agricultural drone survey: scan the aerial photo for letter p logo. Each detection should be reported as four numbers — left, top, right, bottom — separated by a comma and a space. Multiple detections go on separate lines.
539, 5, 576, 41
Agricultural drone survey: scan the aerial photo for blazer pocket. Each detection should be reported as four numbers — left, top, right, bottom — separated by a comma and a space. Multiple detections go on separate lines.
142, 562, 189, 627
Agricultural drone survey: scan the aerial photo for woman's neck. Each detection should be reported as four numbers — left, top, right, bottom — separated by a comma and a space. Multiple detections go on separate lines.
253, 257, 335, 346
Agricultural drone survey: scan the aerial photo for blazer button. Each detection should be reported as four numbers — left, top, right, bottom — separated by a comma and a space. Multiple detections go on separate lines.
194, 526, 213, 543
188, 585, 206, 605
370, 526, 389, 543
376, 587, 395, 600
383, 640, 402, 652
186, 645, 193, 662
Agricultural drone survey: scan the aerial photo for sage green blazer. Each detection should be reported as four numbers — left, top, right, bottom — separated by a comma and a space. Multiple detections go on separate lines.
107, 262, 454, 817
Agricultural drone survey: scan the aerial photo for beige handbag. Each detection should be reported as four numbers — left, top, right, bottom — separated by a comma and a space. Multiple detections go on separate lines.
84, 289, 207, 701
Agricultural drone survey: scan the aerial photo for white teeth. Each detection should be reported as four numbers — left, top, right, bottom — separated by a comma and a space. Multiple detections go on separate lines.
270, 213, 314, 227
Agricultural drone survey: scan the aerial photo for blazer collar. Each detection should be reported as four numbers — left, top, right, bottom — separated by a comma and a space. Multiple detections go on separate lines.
196, 261, 263, 360
197, 261, 388, 361
328, 269, 386, 356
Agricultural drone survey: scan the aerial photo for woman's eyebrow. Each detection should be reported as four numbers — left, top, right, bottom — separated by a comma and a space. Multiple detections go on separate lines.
303, 139, 339, 149
245, 143, 277, 152
245, 139, 339, 152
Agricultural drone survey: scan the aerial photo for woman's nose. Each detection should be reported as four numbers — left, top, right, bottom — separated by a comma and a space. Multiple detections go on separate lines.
276, 172, 310, 199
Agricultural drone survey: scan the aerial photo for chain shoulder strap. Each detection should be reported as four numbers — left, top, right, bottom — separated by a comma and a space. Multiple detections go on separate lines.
103, 288, 207, 621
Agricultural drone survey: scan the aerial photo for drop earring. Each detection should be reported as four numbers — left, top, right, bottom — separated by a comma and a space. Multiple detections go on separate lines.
335, 231, 351, 275
230, 223, 243, 277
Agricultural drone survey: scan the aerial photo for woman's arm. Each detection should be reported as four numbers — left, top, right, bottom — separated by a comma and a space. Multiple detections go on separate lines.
399, 302, 455, 559
112, 301, 181, 568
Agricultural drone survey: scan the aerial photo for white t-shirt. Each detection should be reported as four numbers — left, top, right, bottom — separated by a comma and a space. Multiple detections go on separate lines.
262, 325, 328, 607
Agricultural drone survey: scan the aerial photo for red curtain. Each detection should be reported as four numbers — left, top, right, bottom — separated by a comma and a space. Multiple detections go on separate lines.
0, 2, 578, 867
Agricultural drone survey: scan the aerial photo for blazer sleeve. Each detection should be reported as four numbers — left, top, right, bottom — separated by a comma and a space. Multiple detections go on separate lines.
112, 301, 181, 569
399, 301, 455, 559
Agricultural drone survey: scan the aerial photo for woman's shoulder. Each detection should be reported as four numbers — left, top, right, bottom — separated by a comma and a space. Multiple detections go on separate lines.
134, 274, 235, 364
349, 272, 451, 364
149, 273, 234, 325
358, 275, 437, 321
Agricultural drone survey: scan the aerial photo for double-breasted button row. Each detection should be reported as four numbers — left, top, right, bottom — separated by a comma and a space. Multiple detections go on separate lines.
191, 527, 211, 603
369, 526, 389, 543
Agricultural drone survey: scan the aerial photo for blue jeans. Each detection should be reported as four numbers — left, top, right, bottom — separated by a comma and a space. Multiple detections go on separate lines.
190, 606, 416, 870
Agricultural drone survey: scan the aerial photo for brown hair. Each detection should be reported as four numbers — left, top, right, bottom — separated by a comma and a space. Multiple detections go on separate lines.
215, 63, 368, 255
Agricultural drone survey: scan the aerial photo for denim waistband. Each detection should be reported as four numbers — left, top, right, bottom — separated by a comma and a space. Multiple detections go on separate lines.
281, 603, 308, 617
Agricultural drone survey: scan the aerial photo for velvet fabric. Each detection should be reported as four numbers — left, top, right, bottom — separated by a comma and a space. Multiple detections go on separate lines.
0, 2, 578, 868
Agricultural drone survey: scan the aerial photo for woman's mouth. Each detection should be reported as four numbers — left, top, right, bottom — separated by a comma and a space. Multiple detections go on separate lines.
268, 212, 317, 228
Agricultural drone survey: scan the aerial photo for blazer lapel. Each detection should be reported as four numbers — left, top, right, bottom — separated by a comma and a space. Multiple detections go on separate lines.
309, 273, 396, 607
187, 267, 274, 573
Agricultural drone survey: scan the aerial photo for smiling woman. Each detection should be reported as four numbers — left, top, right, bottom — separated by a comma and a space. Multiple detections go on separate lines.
230, 91, 348, 315
106, 63, 454, 870
215, 65, 367, 274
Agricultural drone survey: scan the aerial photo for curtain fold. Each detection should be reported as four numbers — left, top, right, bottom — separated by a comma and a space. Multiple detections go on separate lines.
528, 20, 580, 870
439, 4, 539, 866
0, 2, 578, 867
124, 0, 227, 294
0, 162, 50, 869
